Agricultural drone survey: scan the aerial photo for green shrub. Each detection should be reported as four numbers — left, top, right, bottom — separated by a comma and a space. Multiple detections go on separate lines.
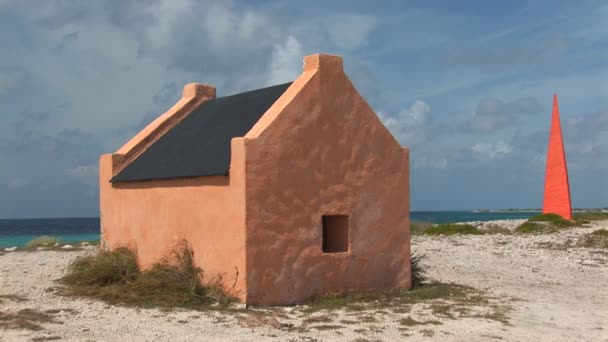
528, 213, 574, 228
122, 240, 230, 307
515, 222, 546, 234
516, 213, 580, 234
410, 221, 434, 236
424, 224, 482, 236
483, 225, 512, 235
25, 236, 61, 248
59, 240, 234, 309
573, 212, 608, 221
61, 247, 139, 287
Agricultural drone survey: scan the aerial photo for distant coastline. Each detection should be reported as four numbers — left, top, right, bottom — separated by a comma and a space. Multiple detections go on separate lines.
472, 208, 607, 213
1, 209, 607, 248
2, 208, 607, 221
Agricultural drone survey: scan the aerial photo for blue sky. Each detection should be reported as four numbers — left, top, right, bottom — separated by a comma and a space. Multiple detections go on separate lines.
0, 0, 606, 218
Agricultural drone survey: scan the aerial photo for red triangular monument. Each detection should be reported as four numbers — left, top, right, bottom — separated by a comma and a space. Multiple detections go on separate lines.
542, 94, 572, 220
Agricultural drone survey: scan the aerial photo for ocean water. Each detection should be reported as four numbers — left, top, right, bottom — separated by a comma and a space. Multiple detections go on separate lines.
410, 210, 539, 224
0, 217, 100, 248
0, 211, 540, 248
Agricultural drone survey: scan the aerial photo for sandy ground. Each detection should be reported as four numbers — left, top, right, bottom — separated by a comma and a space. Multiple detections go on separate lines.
1, 220, 607, 342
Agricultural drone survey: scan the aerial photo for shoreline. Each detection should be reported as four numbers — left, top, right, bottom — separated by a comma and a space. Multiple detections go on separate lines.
1, 215, 604, 250
1, 219, 518, 250
1, 220, 606, 341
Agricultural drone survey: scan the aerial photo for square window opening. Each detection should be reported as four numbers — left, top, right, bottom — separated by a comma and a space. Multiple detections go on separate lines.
322, 215, 350, 253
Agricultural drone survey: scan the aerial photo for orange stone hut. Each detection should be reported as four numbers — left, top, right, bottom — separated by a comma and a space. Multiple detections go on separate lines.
99, 54, 411, 305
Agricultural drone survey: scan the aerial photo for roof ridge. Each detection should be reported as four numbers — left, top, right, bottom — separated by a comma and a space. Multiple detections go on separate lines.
215, 82, 293, 100
111, 82, 293, 182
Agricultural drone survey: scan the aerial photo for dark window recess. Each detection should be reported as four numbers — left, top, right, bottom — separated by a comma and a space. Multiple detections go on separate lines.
322, 215, 350, 253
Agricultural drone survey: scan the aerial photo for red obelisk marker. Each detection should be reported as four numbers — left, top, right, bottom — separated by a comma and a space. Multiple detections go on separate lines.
542, 94, 572, 220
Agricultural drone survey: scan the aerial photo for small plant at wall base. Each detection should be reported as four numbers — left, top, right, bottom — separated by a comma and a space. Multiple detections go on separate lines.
25, 236, 61, 249
58, 240, 236, 309
301, 260, 512, 325
410, 251, 426, 289
410, 221, 434, 236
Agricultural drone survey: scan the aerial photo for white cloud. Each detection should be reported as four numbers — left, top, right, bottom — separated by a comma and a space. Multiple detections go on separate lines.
0, 1, 605, 214
135, 0, 281, 74
0, 71, 20, 95
379, 100, 432, 147
327, 14, 377, 52
266, 36, 303, 86
471, 141, 513, 161
0, 0, 307, 146
465, 96, 542, 133
7, 178, 28, 190
412, 155, 448, 169
65, 164, 98, 186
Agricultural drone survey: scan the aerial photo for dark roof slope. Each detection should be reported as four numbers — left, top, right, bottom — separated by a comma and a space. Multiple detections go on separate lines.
111, 82, 292, 183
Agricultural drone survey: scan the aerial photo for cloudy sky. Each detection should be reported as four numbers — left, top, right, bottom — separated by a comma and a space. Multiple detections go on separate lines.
0, 0, 606, 218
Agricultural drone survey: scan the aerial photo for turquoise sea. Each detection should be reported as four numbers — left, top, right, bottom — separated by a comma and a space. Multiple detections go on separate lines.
0, 211, 541, 248
0, 217, 100, 249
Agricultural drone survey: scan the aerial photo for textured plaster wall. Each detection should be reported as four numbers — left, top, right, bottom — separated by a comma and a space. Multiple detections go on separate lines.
243, 55, 411, 305
99, 138, 248, 301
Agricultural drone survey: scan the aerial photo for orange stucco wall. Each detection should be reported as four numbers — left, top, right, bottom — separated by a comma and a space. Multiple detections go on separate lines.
100, 54, 410, 305
243, 54, 411, 305
99, 137, 248, 301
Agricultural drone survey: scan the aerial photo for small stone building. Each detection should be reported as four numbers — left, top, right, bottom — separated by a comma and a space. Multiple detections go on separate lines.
99, 54, 411, 305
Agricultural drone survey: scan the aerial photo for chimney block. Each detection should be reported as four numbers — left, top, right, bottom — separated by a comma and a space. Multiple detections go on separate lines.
183, 83, 216, 100
303, 54, 343, 73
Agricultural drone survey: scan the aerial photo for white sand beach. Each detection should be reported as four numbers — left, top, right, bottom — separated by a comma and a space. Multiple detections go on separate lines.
1, 220, 607, 342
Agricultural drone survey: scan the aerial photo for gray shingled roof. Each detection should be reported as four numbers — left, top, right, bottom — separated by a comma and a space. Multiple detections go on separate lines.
111, 82, 292, 183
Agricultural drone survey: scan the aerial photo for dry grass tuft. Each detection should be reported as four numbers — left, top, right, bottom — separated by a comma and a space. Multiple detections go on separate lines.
410, 251, 426, 288
298, 252, 513, 326
61, 247, 138, 286
538, 229, 608, 251
301, 281, 511, 324
399, 316, 441, 326
0, 309, 58, 331
577, 229, 608, 249
31, 336, 62, 341
0, 294, 28, 303
58, 240, 235, 310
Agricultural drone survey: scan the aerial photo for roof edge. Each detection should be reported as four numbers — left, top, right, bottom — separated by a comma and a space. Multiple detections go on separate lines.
244, 54, 343, 139
112, 83, 216, 176
303, 53, 343, 73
